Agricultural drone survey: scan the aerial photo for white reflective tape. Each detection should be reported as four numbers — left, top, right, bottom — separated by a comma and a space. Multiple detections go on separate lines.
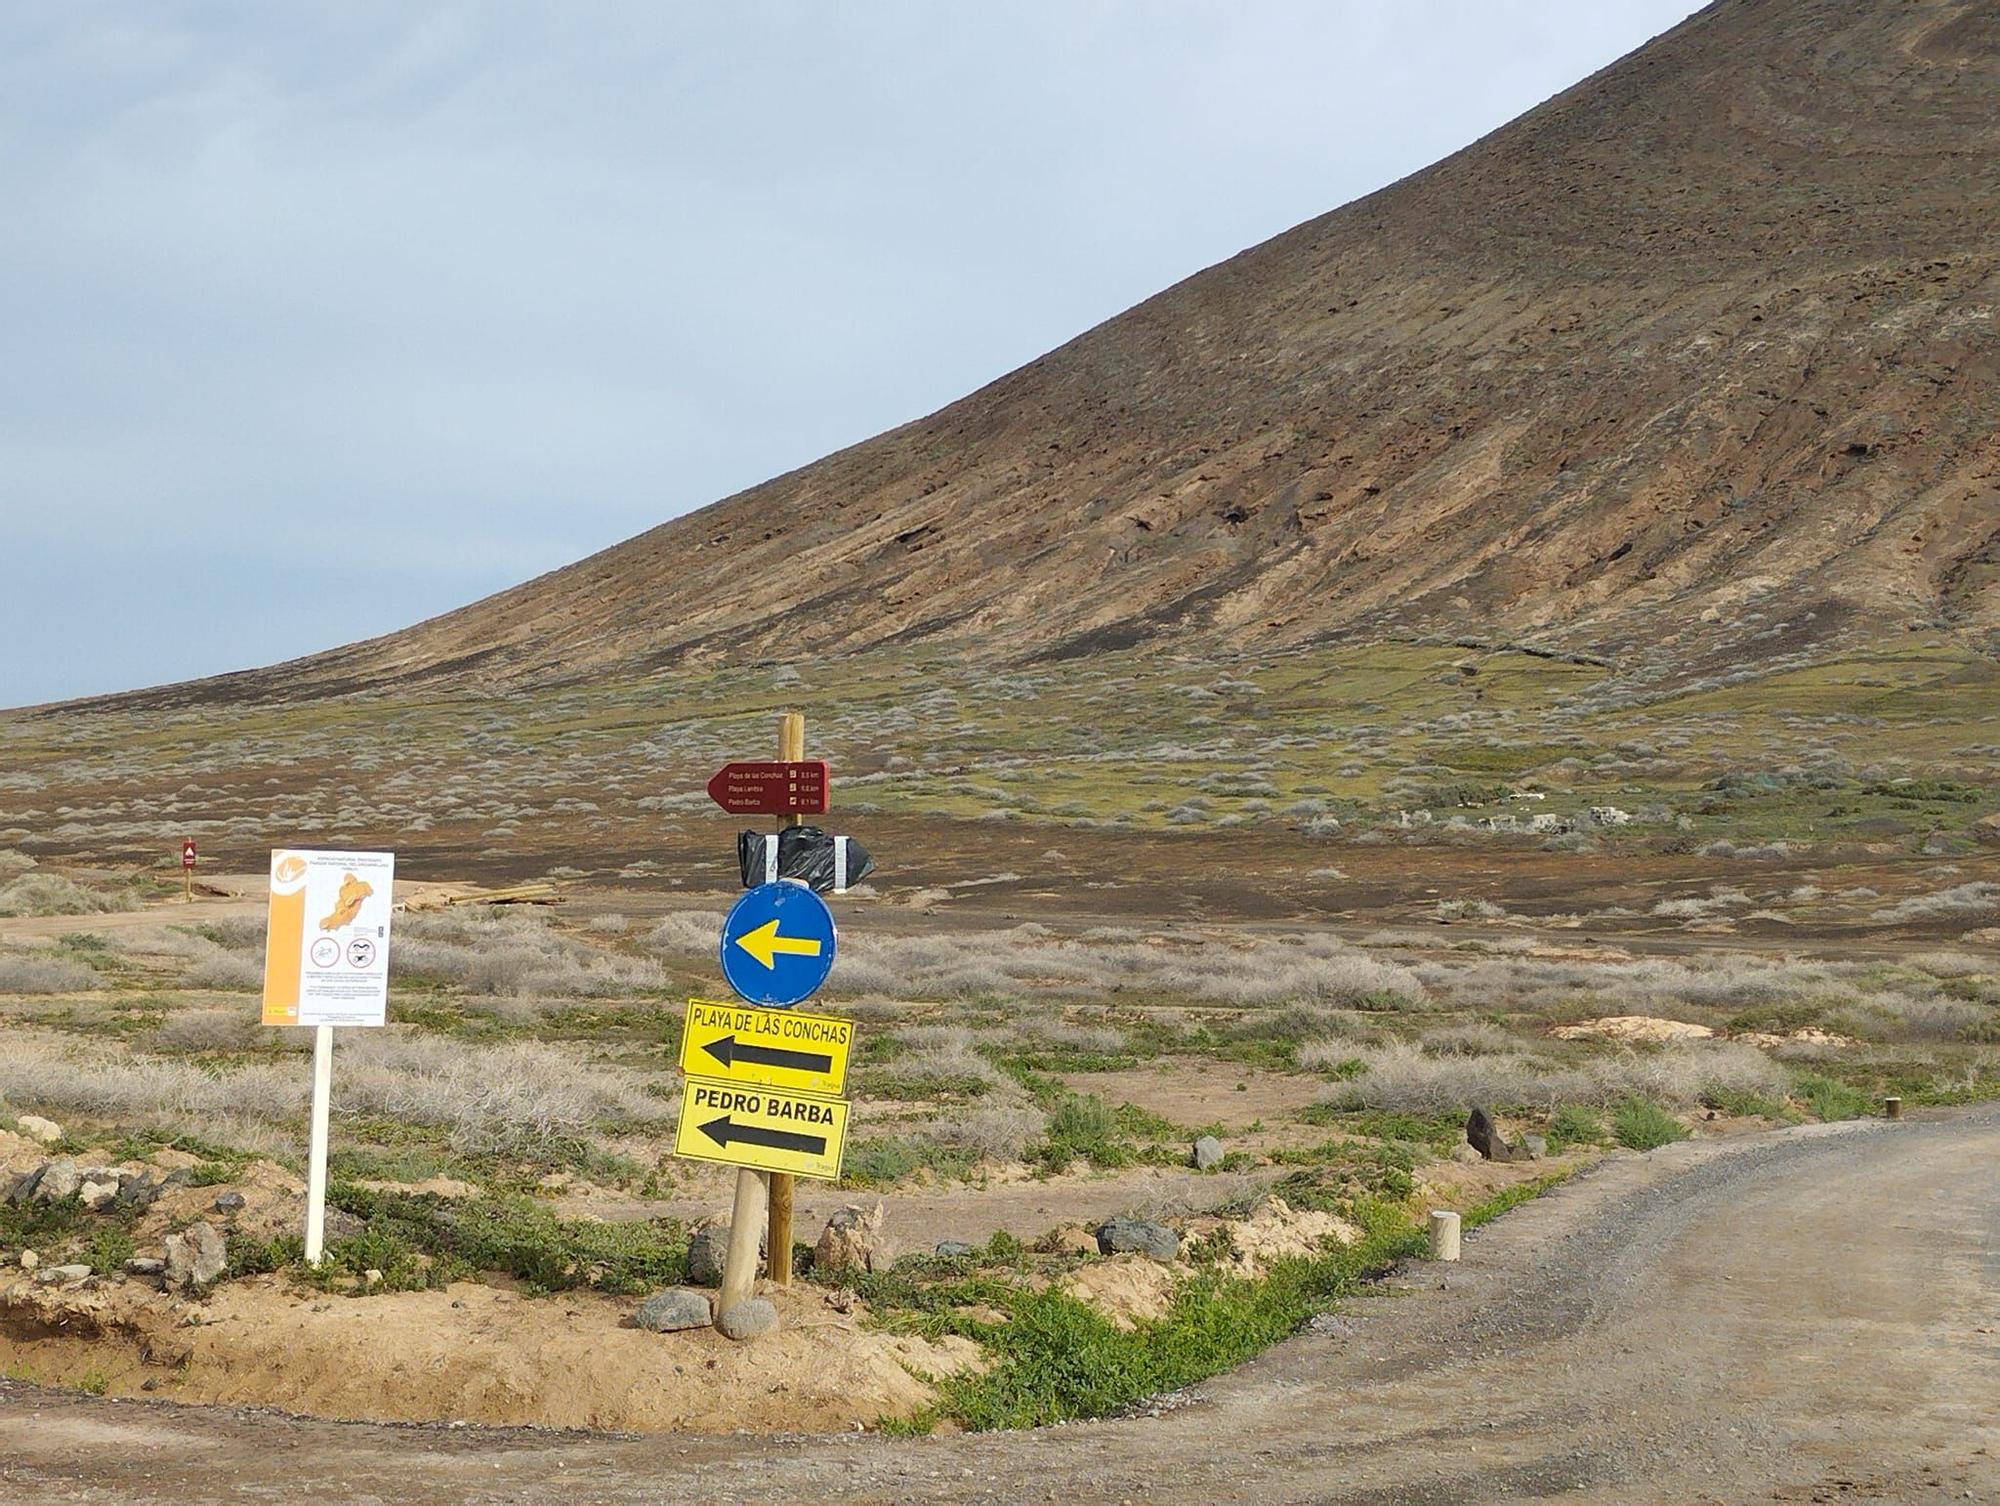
765, 834, 779, 884
834, 836, 849, 894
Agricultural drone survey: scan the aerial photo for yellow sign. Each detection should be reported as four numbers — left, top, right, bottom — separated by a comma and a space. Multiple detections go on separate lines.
678, 998, 854, 1096
674, 1079, 849, 1180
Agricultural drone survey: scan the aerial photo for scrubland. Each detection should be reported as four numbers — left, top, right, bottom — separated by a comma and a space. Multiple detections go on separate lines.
2, 631, 1997, 1428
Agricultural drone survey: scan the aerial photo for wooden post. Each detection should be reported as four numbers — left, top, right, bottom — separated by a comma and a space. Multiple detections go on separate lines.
1884, 1095, 1903, 1121
715, 1166, 768, 1323
767, 709, 805, 1287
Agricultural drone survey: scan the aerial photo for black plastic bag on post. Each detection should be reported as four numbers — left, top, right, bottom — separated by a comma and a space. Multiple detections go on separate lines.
737, 826, 875, 894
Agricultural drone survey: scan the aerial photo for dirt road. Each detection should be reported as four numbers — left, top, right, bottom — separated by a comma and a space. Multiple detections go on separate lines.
3, 1110, 1995, 1505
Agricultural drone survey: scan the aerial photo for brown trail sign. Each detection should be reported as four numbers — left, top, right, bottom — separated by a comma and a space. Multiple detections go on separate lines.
706, 760, 829, 816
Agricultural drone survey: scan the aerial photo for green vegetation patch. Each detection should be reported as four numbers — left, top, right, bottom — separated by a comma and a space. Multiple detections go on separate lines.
1611, 1096, 1688, 1151
896, 1201, 1424, 1432
314, 1185, 687, 1295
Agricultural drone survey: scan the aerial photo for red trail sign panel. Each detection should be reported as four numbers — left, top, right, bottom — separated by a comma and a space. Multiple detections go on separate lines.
181, 840, 198, 869
707, 761, 830, 815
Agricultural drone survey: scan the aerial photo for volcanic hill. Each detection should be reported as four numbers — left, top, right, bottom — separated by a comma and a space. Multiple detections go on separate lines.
121, 0, 2000, 706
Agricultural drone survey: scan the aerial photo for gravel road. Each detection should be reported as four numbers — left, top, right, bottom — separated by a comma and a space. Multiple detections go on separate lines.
3, 1109, 1995, 1504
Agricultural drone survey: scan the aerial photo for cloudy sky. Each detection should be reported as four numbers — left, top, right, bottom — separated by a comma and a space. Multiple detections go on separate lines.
2, 1, 1700, 706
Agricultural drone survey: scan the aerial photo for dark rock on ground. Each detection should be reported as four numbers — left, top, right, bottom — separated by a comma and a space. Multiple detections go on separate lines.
1097, 1217, 1180, 1261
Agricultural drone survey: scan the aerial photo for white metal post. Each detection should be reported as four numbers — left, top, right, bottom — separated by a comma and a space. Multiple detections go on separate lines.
304, 1023, 334, 1264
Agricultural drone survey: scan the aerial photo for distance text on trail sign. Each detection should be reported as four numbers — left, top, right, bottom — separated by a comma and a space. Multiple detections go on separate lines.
673, 1080, 849, 1180
719, 881, 838, 1007
707, 760, 830, 816
680, 997, 853, 1096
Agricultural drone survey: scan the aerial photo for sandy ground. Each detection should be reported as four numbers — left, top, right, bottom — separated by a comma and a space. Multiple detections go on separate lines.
2, 1108, 1994, 1504
0, 1272, 974, 1435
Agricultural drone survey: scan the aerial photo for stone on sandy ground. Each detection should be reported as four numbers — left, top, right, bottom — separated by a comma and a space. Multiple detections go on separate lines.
1466, 1107, 1517, 1163
164, 1222, 227, 1293
17, 1250, 39, 1270
125, 1257, 165, 1278
685, 1222, 730, 1286
16, 1115, 61, 1144
1450, 1143, 1484, 1165
934, 1240, 976, 1258
1192, 1135, 1224, 1170
1521, 1134, 1549, 1160
814, 1202, 895, 1276
34, 1263, 92, 1285
685, 1218, 762, 1287
635, 1288, 712, 1333
79, 1176, 121, 1211
1042, 1225, 1101, 1256
716, 1298, 778, 1341
31, 1159, 81, 1203
214, 1191, 247, 1213
1096, 1217, 1179, 1261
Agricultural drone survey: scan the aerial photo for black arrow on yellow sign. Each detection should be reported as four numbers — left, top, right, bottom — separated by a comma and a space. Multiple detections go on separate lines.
698, 1115, 828, 1157
699, 1034, 834, 1075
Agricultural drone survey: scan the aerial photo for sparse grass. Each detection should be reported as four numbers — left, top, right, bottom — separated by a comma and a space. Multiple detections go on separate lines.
1610, 1096, 1688, 1151
1546, 1104, 1604, 1150
320, 1185, 687, 1295
842, 1137, 979, 1189
1792, 1072, 1874, 1122
1462, 1168, 1577, 1229
1031, 1093, 1132, 1172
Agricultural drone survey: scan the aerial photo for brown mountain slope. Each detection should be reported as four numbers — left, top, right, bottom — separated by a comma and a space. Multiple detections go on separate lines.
138, 0, 2000, 705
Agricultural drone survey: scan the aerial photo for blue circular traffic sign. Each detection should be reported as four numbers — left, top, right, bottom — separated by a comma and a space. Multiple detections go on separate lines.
719, 881, 837, 1007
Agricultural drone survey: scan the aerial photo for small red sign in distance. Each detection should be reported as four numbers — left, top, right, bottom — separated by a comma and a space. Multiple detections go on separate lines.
707, 760, 830, 815
181, 840, 198, 868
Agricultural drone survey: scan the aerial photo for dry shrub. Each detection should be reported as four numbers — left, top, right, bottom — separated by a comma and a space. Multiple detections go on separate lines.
0, 851, 36, 881
0, 1036, 304, 1129
644, 911, 723, 955
1318, 1040, 1787, 1114
1904, 951, 1990, 979
1870, 883, 2000, 924
1831, 995, 1990, 1043
0, 952, 98, 994
150, 1009, 259, 1053
922, 1102, 1049, 1162
335, 1033, 665, 1153
830, 925, 1427, 1009
1011, 1017, 1127, 1054
0, 873, 139, 918
183, 950, 265, 991
203, 915, 269, 950
875, 1042, 1007, 1097
113, 925, 266, 990
395, 911, 663, 998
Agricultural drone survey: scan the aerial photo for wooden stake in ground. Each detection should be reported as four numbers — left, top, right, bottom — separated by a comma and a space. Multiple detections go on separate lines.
717, 709, 808, 1326
767, 709, 805, 1288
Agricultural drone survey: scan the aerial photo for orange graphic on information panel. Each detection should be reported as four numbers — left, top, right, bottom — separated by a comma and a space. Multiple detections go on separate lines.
318, 873, 373, 931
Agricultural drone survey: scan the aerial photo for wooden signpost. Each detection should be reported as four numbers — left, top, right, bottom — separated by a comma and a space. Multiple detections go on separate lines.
181, 839, 198, 902
691, 710, 866, 1333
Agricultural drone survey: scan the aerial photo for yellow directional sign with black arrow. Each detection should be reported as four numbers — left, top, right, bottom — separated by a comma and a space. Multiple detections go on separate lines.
678, 998, 853, 1096
673, 1079, 849, 1180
